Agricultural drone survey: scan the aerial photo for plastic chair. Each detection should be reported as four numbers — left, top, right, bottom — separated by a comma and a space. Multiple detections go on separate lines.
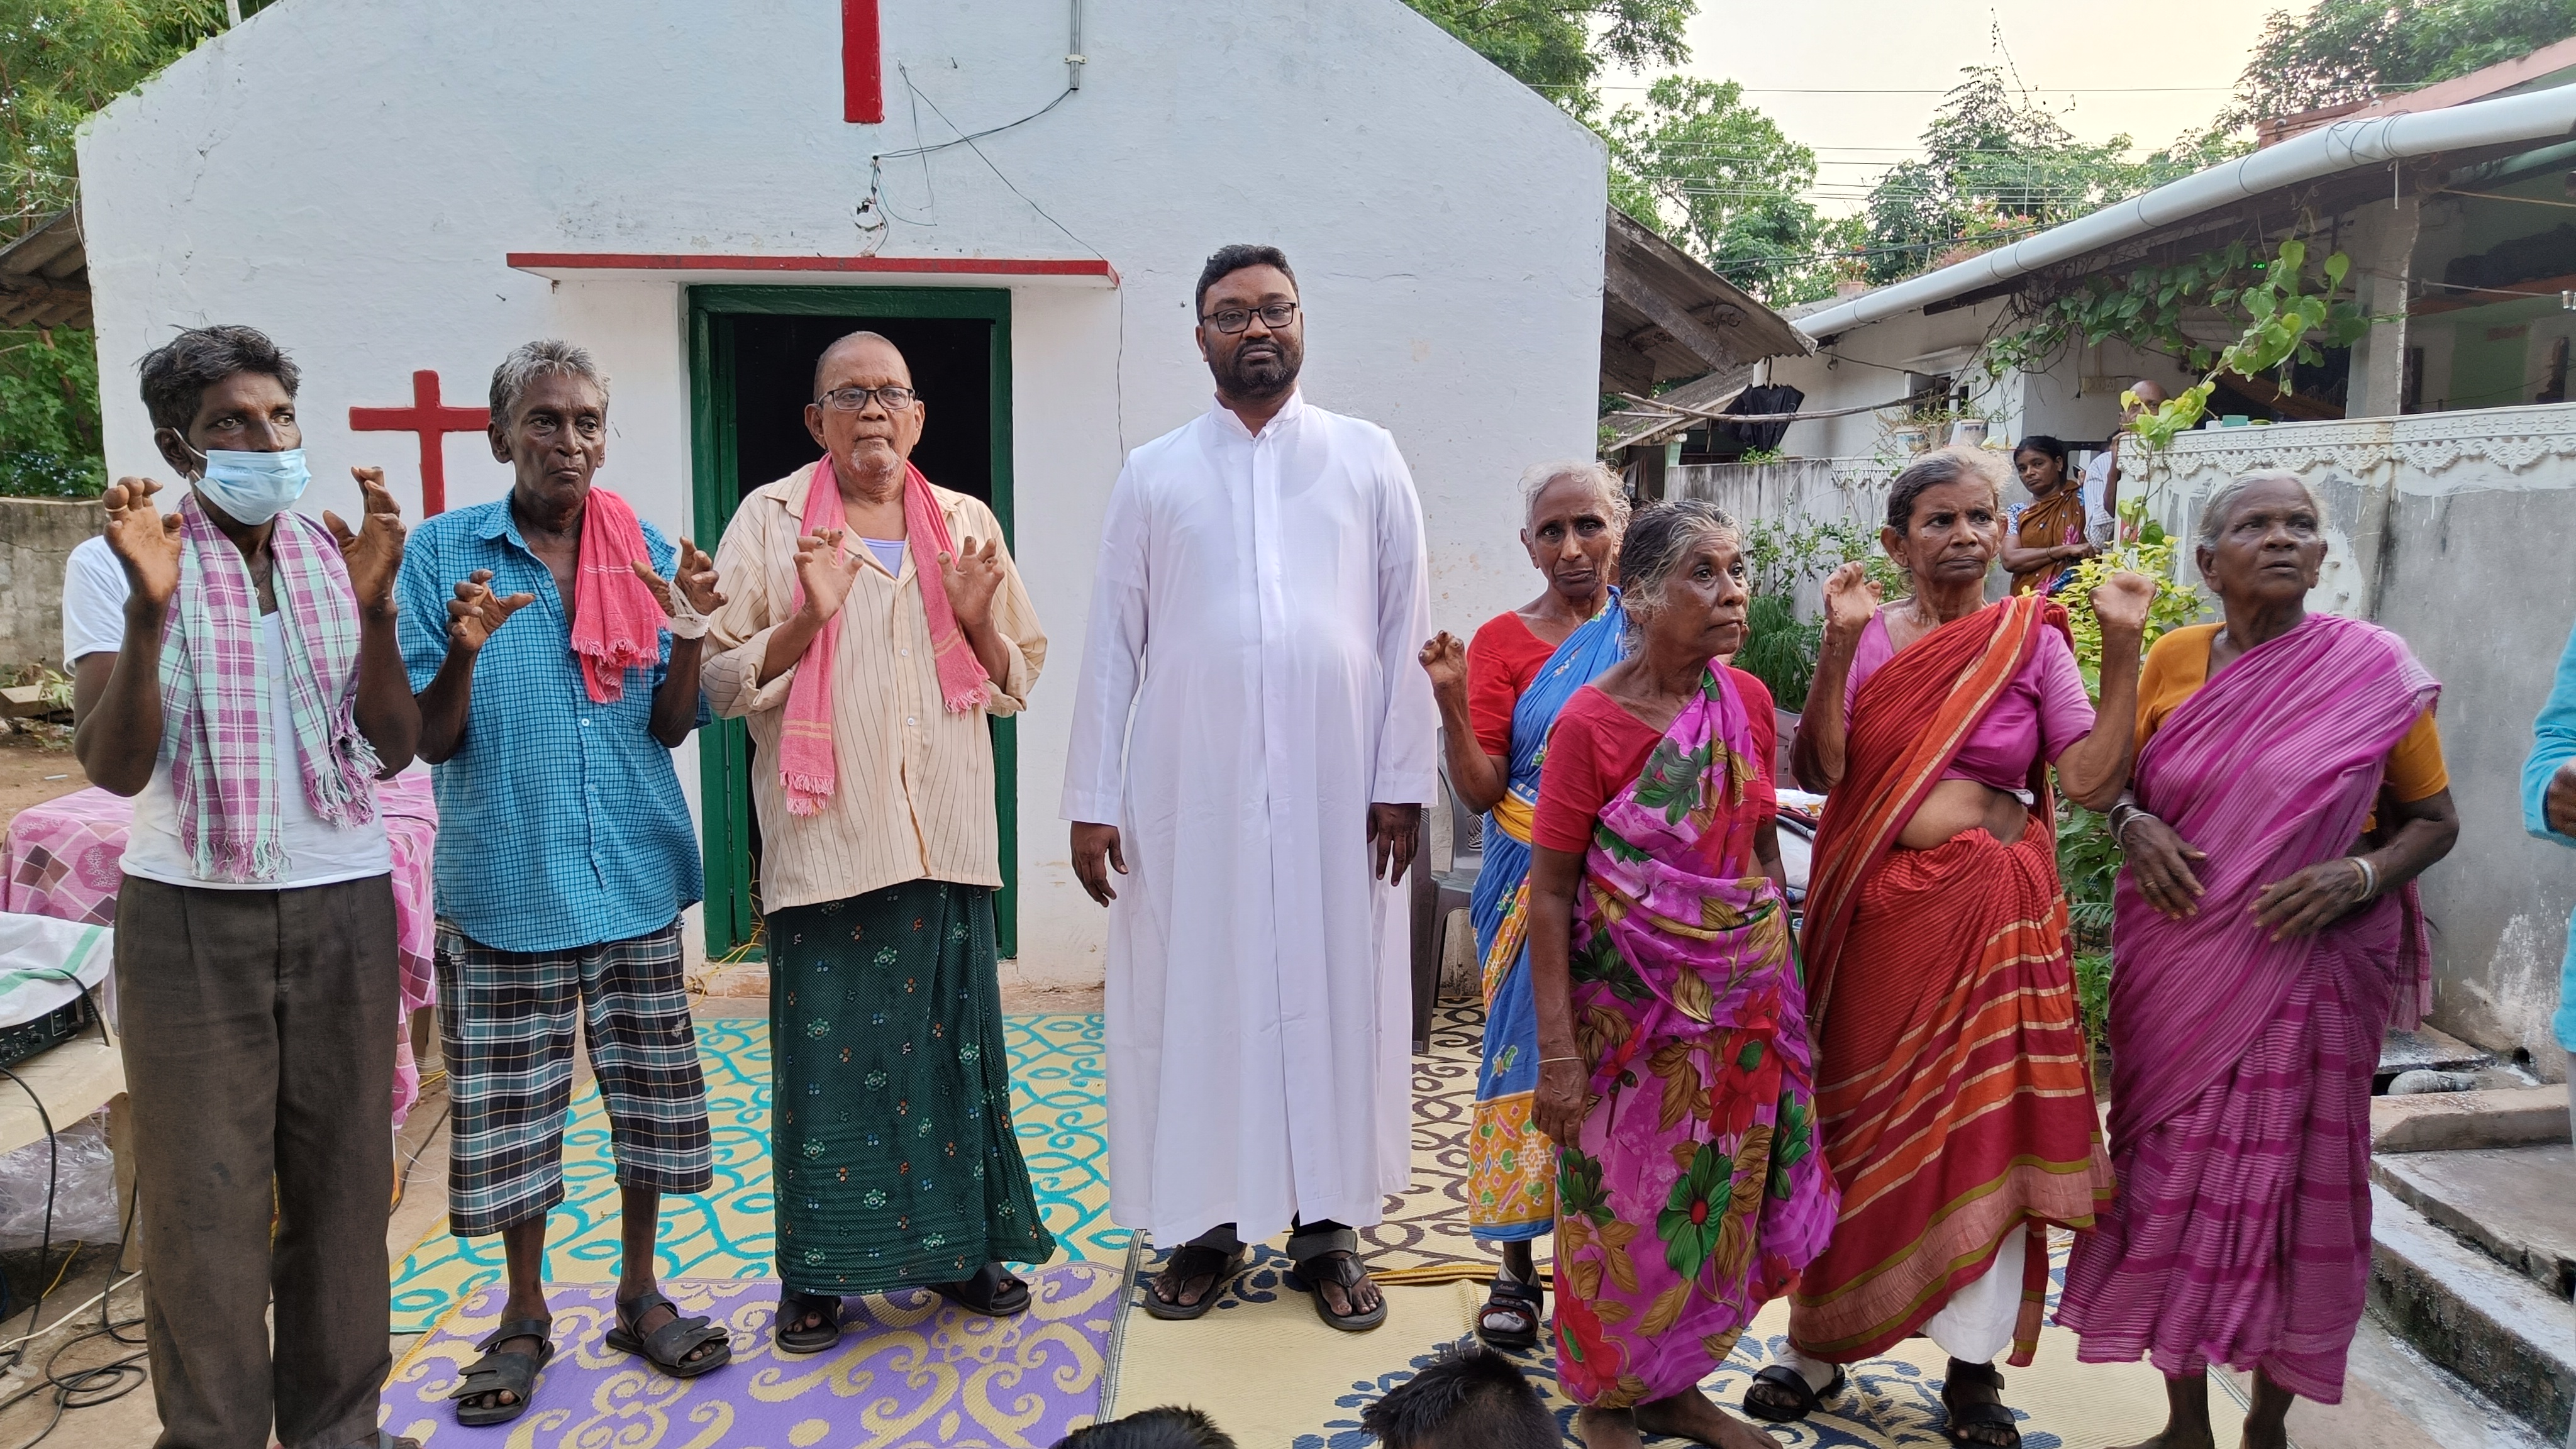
1408, 736, 1485, 1052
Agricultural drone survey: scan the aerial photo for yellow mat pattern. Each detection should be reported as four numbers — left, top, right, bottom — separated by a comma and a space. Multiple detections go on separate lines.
388, 1014, 1124, 1333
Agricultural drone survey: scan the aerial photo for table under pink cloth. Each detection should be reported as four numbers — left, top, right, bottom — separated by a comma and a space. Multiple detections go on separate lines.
3, 771, 440, 1127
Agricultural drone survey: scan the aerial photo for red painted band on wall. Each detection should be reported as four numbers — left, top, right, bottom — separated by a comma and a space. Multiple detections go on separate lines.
843, 0, 883, 125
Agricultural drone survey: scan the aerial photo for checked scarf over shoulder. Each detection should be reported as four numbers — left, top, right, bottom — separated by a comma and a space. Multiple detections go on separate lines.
779, 457, 992, 816
159, 492, 379, 882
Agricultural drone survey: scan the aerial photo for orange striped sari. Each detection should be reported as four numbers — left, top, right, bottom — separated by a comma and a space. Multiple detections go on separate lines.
1788, 594, 2112, 1366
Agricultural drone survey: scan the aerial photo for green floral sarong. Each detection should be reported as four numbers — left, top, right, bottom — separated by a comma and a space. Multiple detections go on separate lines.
769, 879, 1057, 1292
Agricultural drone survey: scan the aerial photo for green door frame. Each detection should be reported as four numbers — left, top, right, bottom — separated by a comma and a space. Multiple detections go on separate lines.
686, 284, 1018, 959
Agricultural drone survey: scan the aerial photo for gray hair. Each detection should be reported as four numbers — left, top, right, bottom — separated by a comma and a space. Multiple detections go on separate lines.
2196, 468, 2322, 547
489, 339, 609, 426
1518, 459, 1631, 535
1618, 498, 1742, 650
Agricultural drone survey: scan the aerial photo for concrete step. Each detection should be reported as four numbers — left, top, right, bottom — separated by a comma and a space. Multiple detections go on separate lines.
2369, 1182, 2576, 1438
2378, 1024, 2494, 1089
2373, 1084, 2572, 1154
2375, 1142, 2576, 1299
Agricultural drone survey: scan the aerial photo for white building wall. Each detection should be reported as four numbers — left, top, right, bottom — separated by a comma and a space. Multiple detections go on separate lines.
77, 0, 1607, 981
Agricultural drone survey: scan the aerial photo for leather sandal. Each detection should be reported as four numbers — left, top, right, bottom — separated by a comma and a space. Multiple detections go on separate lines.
935, 1262, 1032, 1318
1286, 1226, 1388, 1333
1474, 1271, 1545, 1351
1141, 1243, 1246, 1321
774, 1289, 844, 1355
1941, 1360, 2023, 1448
1743, 1361, 1847, 1423
452, 1317, 553, 1426
604, 1290, 731, 1379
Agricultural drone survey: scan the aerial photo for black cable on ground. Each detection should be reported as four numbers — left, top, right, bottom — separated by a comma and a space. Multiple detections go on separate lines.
0, 1067, 62, 1375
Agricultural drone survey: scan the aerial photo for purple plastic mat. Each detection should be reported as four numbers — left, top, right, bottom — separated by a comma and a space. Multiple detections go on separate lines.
383, 1263, 1124, 1448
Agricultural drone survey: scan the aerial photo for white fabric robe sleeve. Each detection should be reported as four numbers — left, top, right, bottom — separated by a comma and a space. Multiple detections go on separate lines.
1370, 435, 1438, 809
1060, 458, 1148, 825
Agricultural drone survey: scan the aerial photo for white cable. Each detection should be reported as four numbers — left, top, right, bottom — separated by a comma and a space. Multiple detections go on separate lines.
0, 1273, 136, 1356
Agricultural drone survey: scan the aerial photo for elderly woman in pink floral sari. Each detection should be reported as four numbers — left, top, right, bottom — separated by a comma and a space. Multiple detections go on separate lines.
1526, 500, 1838, 1449
2058, 472, 2459, 1449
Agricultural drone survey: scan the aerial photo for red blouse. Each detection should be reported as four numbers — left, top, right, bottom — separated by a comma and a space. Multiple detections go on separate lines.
1533, 669, 1777, 855
1467, 612, 1560, 756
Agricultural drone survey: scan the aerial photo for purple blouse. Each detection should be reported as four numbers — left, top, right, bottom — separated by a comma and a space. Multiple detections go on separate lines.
1844, 608, 2096, 794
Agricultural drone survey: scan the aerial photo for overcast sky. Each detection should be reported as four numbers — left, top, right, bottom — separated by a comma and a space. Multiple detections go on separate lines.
1648, 0, 2303, 213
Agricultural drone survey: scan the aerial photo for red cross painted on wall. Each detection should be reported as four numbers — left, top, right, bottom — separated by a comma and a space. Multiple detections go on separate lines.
350, 370, 488, 517
843, 0, 882, 124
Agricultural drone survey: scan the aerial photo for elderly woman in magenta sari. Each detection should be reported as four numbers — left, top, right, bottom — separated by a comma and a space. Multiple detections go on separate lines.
1523, 500, 1834, 1449
1419, 460, 1629, 1349
2059, 471, 2458, 1449
1768, 449, 2151, 1449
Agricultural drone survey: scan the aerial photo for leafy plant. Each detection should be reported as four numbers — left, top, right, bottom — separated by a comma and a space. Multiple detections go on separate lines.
2058, 502, 2206, 696
2124, 239, 2369, 449
0, 326, 104, 497
2227, 0, 2576, 128
1736, 593, 1820, 710
2072, 950, 2114, 1058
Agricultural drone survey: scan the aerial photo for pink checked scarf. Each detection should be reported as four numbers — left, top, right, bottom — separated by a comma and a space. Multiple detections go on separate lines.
567, 486, 668, 703
779, 457, 992, 816
160, 493, 379, 882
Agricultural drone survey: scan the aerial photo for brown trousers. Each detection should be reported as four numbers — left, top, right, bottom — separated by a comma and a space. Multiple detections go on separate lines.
115, 873, 397, 1449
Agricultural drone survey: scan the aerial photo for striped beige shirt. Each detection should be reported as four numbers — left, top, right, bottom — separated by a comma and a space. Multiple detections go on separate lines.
702, 470, 1045, 913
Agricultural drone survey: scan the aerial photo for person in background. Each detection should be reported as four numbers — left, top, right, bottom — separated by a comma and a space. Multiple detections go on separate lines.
2080, 379, 2168, 530
67, 325, 419, 1449
703, 329, 1055, 1351
1772, 449, 2151, 1447
1359, 1343, 1561, 1449
399, 340, 730, 1423
1416, 458, 1628, 1349
1524, 500, 1831, 1449
1999, 435, 2103, 596
1063, 243, 1437, 1333
1054, 1407, 1238, 1449
2521, 608, 2576, 1449
2060, 470, 2458, 1449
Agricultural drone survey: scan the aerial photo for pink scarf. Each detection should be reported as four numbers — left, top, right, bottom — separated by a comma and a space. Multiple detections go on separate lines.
569, 486, 667, 703
779, 457, 992, 816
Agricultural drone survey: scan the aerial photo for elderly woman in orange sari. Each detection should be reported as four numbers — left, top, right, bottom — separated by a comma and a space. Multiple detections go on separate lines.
1754, 449, 2153, 1449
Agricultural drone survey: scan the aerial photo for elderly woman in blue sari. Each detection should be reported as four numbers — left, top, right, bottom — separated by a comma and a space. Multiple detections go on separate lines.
1419, 459, 1629, 1348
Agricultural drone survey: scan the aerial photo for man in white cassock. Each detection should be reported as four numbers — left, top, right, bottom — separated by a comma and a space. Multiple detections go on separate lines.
1062, 243, 1437, 1334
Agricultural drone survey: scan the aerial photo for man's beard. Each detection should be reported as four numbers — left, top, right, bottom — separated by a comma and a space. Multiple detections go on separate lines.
1214, 336, 1302, 399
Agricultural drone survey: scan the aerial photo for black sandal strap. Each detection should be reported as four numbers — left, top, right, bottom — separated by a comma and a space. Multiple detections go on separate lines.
1156, 1244, 1236, 1293
472, 1316, 554, 1355
1284, 1225, 1361, 1265
618, 1291, 726, 1369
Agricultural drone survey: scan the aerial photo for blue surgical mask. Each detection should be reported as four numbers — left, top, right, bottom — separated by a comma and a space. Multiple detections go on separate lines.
186, 447, 311, 525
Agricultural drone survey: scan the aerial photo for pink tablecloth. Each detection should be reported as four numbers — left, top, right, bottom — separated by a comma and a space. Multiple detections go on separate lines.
3, 772, 440, 1126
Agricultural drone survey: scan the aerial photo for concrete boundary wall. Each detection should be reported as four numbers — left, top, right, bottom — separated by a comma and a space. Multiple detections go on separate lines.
0, 498, 103, 674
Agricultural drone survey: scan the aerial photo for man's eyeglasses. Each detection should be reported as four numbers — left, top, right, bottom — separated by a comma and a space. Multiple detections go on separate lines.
814, 385, 918, 413
1201, 302, 1299, 335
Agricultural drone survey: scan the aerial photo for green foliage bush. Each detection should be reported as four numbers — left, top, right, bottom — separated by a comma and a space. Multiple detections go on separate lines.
0, 327, 104, 497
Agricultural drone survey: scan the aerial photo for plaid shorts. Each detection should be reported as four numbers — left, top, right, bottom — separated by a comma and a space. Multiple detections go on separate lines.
435, 916, 712, 1237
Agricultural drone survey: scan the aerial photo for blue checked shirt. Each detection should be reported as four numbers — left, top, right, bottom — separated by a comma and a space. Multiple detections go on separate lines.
397, 499, 707, 953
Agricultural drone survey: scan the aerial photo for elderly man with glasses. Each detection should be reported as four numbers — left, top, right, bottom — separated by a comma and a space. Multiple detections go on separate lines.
704, 329, 1055, 1354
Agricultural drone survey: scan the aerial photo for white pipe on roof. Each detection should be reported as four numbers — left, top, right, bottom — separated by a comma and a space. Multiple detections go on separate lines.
1792, 84, 2576, 340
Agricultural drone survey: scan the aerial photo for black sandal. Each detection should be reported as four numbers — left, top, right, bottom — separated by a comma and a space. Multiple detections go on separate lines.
1141, 1243, 1246, 1321
773, 1289, 845, 1355
1743, 1361, 1847, 1423
604, 1290, 732, 1379
935, 1262, 1033, 1318
1941, 1360, 2023, 1448
1474, 1272, 1545, 1351
451, 1317, 553, 1426
1286, 1226, 1388, 1333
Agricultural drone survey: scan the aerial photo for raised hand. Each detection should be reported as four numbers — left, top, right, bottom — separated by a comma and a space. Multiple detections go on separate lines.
1417, 632, 1469, 697
938, 536, 1006, 632
792, 531, 865, 625
323, 467, 406, 613
1820, 560, 1880, 638
101, 476, 185, 610
447, 569, 536, 654
630, 538, 726, 618
2089, 569, 2158, 635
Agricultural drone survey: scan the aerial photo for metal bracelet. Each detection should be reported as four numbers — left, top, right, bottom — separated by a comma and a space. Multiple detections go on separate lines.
2349, 855, 2379, 899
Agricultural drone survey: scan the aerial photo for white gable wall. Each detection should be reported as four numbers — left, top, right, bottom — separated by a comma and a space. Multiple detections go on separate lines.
79, 0, 1607, 981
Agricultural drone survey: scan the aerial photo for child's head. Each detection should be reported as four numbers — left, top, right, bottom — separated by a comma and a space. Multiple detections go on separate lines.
1360, 1344, 1558, 1449
1054, 1406, 1236, 1449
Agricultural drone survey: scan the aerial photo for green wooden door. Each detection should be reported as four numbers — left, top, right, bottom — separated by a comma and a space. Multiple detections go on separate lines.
686, 286, 1017, 959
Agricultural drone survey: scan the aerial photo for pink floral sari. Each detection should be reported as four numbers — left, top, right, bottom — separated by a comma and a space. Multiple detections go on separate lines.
1552, 667, 1840, 1409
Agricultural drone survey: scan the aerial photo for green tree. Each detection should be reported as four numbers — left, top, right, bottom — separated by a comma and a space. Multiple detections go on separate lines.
1397, 0, 1695, 116
2228, 0, 2576, 126
1, 1, 231, 496
1602, 77, 1836, 304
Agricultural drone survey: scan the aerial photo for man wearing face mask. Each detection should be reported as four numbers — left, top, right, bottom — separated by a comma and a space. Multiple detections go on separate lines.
395, 340, 731, 1423
1062, 244, 1438, 1332
64, 324, 420, 1449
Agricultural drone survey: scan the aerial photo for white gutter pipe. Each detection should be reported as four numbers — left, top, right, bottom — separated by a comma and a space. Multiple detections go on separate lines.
1792, 84, 2576, 340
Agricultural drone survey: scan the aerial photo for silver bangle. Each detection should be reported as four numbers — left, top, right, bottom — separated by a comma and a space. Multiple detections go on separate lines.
2348, 855, 2379, 899
2110, 805, 2156, 850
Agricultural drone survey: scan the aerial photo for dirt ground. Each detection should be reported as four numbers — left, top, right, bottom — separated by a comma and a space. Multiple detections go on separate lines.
0, 730, 86, 827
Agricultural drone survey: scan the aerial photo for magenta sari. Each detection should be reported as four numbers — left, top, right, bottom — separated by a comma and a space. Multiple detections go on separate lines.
2060, 614, 2438, 1401
1550, 667, 1839, 1410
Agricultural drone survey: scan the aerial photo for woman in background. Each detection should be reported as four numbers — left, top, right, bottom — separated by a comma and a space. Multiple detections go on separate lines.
1999, 435, 2103, 597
